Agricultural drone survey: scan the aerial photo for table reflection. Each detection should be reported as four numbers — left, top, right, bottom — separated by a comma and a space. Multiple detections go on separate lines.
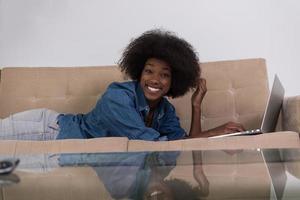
1, 148, 300, 200
59, 151, 209, 199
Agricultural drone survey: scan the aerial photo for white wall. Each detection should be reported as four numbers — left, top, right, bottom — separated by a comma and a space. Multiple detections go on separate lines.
0, 0, 299, 96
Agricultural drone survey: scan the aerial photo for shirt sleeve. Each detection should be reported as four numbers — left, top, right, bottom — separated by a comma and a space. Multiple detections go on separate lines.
158, 103, 186, 140
90, 88, 161, 141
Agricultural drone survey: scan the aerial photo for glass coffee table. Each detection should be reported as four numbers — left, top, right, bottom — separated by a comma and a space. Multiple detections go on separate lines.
1, 148, 300, 200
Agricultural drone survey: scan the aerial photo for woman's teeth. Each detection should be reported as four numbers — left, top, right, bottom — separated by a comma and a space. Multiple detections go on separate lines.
148, 86, 160, 92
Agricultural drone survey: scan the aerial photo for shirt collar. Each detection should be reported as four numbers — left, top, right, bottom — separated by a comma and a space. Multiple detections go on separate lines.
135, 81, 149, 112
135, 81, 166, 119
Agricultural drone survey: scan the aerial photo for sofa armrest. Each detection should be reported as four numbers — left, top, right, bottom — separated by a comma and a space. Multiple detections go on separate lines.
282, 95, 300, 133
282, 96, 300, 179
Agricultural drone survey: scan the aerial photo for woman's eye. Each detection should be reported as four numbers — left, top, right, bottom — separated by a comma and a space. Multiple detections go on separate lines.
144, 69, 152, 73
161, 73, 170, 78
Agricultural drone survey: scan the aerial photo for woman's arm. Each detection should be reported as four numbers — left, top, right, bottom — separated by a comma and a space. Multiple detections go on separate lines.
188, 79, 245, 138
93, 87, 162, 141
189, 78, 207, 137
192, 151, 209, 197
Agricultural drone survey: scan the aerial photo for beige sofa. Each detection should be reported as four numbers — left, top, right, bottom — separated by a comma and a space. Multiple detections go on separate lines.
0, 58, 300, 199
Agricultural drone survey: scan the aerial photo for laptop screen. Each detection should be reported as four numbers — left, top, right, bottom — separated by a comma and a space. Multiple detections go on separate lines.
261, 75, 285, 133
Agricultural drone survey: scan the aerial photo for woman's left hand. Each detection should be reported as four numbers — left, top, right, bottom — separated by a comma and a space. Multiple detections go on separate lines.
191, 78, 207, 108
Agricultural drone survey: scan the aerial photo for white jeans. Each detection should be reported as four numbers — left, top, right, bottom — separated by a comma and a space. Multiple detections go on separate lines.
0, 109, 60, 140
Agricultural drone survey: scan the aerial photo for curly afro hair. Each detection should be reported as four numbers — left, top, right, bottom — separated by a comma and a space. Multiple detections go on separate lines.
118, 29, 200, 98
164, 178, 207, 199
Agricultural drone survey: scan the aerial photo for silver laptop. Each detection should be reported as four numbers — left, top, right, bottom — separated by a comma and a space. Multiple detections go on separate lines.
210, 74, 285, 139
261, 149, 287, 200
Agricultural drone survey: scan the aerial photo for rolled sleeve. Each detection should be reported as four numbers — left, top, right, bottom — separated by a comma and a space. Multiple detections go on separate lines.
159, 104, 186, 140
94, 89, 161, 141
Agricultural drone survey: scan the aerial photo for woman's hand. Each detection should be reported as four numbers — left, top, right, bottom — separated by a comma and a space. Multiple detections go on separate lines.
191, 78, 207, 108
193, 167, 210, 196
208, 121, 245, 136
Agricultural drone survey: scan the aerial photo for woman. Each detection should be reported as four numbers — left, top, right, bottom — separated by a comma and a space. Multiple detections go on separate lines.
0, 29, 244, 141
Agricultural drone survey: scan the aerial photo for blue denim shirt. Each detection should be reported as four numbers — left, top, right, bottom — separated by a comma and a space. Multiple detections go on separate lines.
58, 151, 179, 199
57, 81, 186, 141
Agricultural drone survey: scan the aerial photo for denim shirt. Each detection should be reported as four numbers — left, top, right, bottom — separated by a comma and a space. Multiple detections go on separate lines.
57, 81, 186, 141
58, 151, 180, 199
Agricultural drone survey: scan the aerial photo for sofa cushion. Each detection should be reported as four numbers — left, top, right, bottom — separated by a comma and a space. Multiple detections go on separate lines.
127, 132, 300, 151
0, 66, 124, 118
0, 137, 128, 155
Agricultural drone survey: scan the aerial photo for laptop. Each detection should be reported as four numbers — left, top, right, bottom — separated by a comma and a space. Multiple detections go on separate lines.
261, 149, 287, 200
210, 74, 285, 139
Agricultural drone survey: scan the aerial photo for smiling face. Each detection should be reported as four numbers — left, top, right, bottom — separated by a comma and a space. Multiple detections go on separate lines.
144, 181, 173, 200
140, 58, 172, 108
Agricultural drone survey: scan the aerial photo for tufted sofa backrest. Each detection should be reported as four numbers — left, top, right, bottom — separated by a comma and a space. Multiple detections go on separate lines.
0, 66, 124, 117
0, 58, 269, 133
170, 58, 269, 132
